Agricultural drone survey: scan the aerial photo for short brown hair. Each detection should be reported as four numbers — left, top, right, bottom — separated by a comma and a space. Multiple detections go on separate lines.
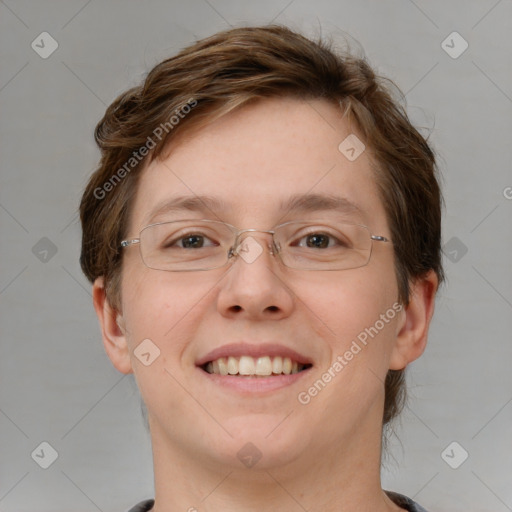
80, 25, 444, 427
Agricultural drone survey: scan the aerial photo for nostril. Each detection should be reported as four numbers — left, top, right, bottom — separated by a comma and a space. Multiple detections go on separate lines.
266, 305, 279, 312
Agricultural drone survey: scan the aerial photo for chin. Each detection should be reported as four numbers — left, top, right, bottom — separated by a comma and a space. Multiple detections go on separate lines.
200, 415, 313, 471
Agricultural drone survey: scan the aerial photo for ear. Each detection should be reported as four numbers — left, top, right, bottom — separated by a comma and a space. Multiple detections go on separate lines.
389, 270, 438, 370
92, 277, 133, 374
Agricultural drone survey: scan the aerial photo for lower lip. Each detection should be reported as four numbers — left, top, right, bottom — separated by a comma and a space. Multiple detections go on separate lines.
198, 367, 311, 394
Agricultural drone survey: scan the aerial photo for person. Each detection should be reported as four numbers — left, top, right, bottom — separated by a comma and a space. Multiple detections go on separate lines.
79, 25, 443, 512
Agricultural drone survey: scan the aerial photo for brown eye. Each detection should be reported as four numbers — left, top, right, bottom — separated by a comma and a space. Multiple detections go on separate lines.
305, 234, 330, 248
163, 233, 217, 249
180, 234, 206, 248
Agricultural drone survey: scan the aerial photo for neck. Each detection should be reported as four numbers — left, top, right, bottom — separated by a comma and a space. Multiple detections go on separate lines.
148, 407, 403, 512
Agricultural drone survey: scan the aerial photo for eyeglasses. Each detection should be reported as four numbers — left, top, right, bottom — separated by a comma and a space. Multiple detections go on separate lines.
120, 219, 391, 272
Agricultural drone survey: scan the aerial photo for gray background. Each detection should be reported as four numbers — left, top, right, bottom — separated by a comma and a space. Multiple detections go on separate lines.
1, 1, 511, 511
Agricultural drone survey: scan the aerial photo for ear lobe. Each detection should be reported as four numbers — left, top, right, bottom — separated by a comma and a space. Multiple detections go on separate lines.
92, 277, 133, 374
389, 270, 438, 371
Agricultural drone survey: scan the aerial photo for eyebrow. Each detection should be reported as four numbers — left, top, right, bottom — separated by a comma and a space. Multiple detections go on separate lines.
145, 193, 365, 224
146, 195, 228, 224
279, 193, 364, 218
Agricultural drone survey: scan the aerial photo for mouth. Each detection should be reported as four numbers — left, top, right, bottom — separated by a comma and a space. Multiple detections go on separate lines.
195, 343, 313, 392
202, 355, 312, 377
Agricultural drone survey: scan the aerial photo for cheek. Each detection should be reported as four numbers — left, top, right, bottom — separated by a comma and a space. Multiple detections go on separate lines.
120, 266, 211, 360
292, 265, 398, 350
119, 269, 212, 413
294, 272, 400, 428
291, 264, 400, 416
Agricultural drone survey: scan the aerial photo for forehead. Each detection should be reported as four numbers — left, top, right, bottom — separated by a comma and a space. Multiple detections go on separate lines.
130, 97, 387, 232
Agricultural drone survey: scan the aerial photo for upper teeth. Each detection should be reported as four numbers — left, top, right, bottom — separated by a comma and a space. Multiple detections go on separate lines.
205, 356, 304, 376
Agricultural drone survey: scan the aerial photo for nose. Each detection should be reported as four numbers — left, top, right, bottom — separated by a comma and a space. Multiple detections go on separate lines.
216, 232, 294, 321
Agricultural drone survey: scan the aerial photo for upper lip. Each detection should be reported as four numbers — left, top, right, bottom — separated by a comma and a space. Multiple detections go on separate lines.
195, 343, 313, 367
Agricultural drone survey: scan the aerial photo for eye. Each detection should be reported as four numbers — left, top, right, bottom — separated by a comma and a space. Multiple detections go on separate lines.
295, 231, 346, 249
179, 234, 208, 248
164, 232, 218, 249
302, 233, 330, 249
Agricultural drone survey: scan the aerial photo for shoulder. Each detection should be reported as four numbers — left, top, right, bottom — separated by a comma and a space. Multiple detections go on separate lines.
126, 499, 154, 512
127, 494, 428, 512
385, 490, 429, 512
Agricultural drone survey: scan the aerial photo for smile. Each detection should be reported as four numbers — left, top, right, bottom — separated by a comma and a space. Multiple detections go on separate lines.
203, 355, 311, 376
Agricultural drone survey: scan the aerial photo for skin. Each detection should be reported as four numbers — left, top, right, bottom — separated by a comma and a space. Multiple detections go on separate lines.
93, 97, 438, 512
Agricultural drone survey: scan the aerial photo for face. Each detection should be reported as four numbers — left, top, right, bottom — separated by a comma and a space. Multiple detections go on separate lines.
112, 97, 406, 471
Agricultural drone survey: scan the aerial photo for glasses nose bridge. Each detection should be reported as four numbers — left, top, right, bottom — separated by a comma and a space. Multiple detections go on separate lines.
231, 227, 278, 258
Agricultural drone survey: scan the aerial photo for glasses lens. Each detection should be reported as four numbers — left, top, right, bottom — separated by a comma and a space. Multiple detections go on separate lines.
139, 220, 233, 271
275, 221, 372, 270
